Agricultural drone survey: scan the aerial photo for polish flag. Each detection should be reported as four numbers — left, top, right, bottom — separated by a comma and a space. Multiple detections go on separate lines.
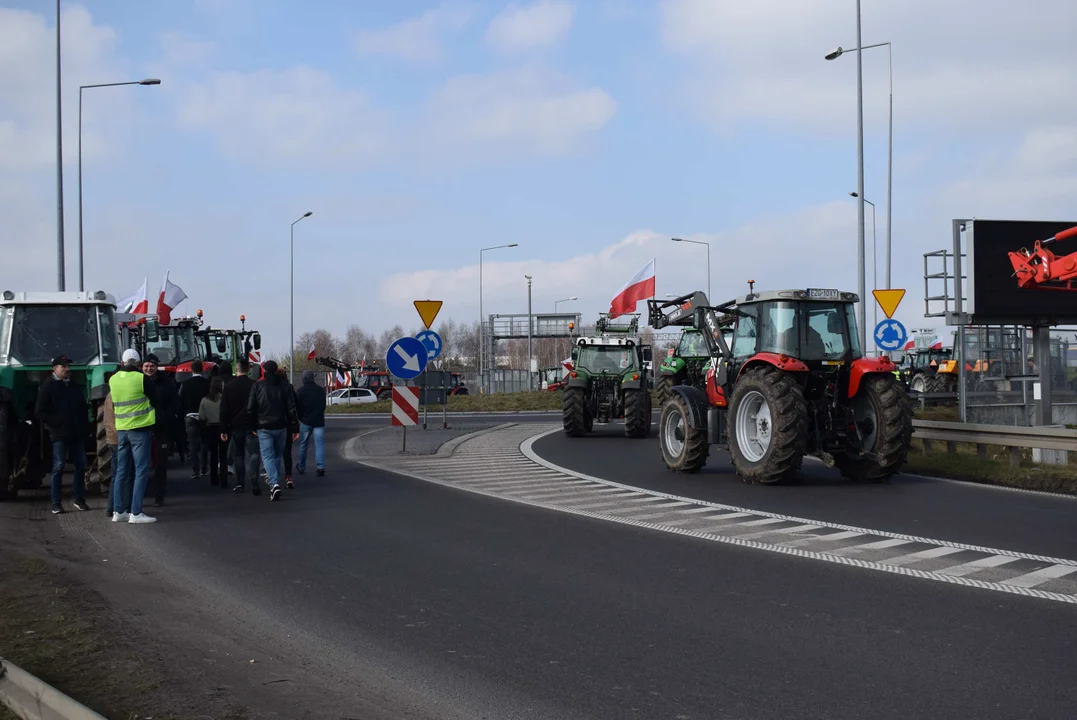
336, 369, 349, 388
156, 271, 188, 325
307, 343, 316, 360
609, 259, 656, 318
118, 278, 149, 315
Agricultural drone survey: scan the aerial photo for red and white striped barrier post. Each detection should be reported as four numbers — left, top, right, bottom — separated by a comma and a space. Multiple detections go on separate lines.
391, 386, 419, 452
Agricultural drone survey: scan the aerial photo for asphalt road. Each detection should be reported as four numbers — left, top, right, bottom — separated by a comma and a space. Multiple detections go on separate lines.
116, 421, 1076, 719
532, 422, 1077, 561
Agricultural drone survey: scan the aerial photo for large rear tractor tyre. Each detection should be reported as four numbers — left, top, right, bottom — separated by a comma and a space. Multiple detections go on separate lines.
658, 395, 708, 473
0, 402, 13, 501
655, 375, 675, 409
728, 365, 807, 484
89, 401, 112, 497
624, 388, 650, 438
562, 387, 589, 437
836, 374, 913, 483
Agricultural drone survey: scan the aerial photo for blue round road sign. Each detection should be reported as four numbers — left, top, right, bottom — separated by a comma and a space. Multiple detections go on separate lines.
873, 318, 907, 352
415, 330, 443, 361
386, 336, 429, 380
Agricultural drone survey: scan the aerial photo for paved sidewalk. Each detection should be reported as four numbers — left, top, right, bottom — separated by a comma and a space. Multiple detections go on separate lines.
348, 423, 497, 457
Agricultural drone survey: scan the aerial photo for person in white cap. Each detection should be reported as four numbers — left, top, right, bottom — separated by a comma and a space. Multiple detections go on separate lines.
108, 349, 159, 524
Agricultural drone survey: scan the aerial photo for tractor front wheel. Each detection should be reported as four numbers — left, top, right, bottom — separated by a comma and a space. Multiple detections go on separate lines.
728, 365, 807, 484
90, 401, 112, 497
836, 374, 913, 483
655, 374, 676, 409
909, 373, 928, 394
562, 387, 589, 437
624, 388, 650, 438
659, 395, 708, 473
0, 402, 13, 501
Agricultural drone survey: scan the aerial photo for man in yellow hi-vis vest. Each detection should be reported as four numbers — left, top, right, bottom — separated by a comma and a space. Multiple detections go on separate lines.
109, 349, 159, 524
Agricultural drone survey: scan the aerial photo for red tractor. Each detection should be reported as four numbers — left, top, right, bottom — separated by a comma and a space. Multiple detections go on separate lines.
121, 313, 213, 382
649, 288, 913, 484
1009, 225, 1077, 290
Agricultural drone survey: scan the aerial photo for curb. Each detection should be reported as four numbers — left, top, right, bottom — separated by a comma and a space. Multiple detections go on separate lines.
327, 410, 560, 418
0, 656, 107, 720
343, 423, 517, 462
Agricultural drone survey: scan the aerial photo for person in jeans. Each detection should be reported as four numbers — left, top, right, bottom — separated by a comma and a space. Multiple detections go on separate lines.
179, 359, 210, 480
35, 355, 90, 514
245, 360, 299, 502
295, 370, 326, 477
221, 358, 259, 495
102, 391, 132, 517
277, 367, 297, 488
198, 377, 228, 488
109, 349, 158, 523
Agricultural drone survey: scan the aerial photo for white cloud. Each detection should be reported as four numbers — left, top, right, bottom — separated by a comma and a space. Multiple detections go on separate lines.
426, 66, 615, 156
176, 66, 388, 165
160, 31, 215, 69
354, 3, 472, 63
485, 1, 575, 53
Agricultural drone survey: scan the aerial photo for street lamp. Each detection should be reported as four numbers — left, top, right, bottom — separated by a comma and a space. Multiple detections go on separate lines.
826, 40, 893, 291
525, 275, 534, 391
290, 211, 313, 385
671, 237, 711, 299
479, 243, 518, 393
55, 0, 64, 291
823, 0, 868, 351
78, 78, 162, 291
850, 192, 878, 345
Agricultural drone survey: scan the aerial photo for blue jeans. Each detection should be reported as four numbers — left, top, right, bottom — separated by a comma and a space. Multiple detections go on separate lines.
257, 429, 287, 488
297, 424, 324, 472
230, 427, 261, 489
50, 439, 86, 506
108, 443, 134, 514
116, 429, 153, 515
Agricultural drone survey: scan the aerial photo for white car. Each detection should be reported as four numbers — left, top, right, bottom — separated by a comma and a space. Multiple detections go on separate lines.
326, 388, 379, 406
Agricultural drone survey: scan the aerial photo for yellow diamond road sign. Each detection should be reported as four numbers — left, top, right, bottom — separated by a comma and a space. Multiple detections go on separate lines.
414, 300, 443, 329
872, 289, 906, 319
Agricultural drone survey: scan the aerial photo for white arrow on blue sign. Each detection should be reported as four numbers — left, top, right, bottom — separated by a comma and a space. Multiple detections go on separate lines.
386, 336, 429, 380
873, 318, 907, 352
415, 330, 443, 361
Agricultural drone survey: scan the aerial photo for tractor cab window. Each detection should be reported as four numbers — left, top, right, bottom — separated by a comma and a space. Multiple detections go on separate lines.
97, 306, 119, 363
677, 331, 709, 357
577, 344, 638, 373
9, 305, 99, 366
802, 303, 849, 361
758, 301, 800, 357
732, 306, 758, 358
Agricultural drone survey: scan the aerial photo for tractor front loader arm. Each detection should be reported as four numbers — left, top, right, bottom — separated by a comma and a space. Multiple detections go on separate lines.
315, 356, 351, 372
1009, 225, 1077, 290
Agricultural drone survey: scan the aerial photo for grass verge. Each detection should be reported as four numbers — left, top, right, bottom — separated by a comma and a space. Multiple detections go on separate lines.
905, 439, 1077, 495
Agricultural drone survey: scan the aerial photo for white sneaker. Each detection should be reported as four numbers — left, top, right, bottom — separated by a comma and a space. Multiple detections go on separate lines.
112, 512, 130, 523
128, 513, 157, 524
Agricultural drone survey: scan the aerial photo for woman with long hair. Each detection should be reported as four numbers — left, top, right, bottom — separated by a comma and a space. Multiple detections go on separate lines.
198, 377, 229, 488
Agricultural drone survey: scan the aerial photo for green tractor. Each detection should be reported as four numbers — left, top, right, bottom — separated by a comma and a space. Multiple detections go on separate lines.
562, 314, 653, 438
652, 295, 734, 407
0, 290, 121, 500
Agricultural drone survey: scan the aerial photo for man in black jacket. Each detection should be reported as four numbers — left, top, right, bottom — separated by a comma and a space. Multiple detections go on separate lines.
245, 360, 299, 502
35, 356, 90, 514
144, 354, 179, 507
220, 358, 259, 495
179, 359, 210, 480
295, 370, 327, 477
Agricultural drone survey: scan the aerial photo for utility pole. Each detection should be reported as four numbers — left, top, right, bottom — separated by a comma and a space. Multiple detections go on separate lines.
525, 275, 533, 391
55, 0, 66, 291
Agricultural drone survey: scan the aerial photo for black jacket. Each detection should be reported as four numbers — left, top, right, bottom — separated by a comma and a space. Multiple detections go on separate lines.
151, 373, 180, 438
179, 374, 210, 415
34, 374, 88, 442
220, 374, 255, 434
246, 375, 299, 431
295, 379, 326, 428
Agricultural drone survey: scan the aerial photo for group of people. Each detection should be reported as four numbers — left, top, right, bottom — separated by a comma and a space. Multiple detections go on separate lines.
38, 351, 329, 522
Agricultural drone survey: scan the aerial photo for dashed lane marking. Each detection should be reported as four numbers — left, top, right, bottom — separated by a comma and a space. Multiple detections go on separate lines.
356, 423, 1077, 605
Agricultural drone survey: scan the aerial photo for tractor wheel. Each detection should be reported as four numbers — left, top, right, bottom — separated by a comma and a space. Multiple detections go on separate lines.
909, 373, 928, 394
935, 372, 958, 395
658, 395, 708, 473
728, 365, 807, 484
836, 374, 913, 483
89, 401, 112, 497
655, 375, 675, 409
562, 387, 589, 437
624, 388, 650, 438
0, 402, 13, 501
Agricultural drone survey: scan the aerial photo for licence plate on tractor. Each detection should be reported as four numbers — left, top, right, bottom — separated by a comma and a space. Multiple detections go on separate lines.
807, 288, 840, 300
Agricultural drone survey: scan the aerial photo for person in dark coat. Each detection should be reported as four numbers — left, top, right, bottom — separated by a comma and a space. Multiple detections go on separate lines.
276, 367, 298, 488
295, 370, 327, 477
179, 359, 210, 479
245, 360, 299, 502
144, 354, 179, 507
34, 355, 89, 514
220, 358, 259, 494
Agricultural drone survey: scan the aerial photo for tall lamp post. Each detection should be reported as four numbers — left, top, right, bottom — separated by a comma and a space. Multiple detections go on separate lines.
671, 237, 711, 299
555, 296, 577, 364
826, 39, 893, 291
525, 275, 534, 391
290, 211, 313, 385
479, 243, 518, 393
78, 78, 161, 291
55, 0, 65, 291
850, 192, 878, 346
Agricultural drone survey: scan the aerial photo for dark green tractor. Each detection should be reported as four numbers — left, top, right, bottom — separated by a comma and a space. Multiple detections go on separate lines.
655, 328, 713, 407
562, 314, 652, 438
0, 291, 120, 500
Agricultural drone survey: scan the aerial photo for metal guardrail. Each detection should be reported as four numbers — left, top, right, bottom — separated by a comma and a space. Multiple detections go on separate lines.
913, 419, 1077, 452
0, 657, 106, 720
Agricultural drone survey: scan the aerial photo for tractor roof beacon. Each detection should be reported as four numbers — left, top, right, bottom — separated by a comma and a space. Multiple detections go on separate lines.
653, 287, 913, 485
562, 313, 653, 439
0, 290, 121, 500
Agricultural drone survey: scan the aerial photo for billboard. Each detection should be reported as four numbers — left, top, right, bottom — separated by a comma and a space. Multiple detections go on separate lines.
967, 219, 1077, 325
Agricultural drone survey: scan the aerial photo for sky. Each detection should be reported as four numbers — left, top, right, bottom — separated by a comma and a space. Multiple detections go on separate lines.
1, 0, 1075, 355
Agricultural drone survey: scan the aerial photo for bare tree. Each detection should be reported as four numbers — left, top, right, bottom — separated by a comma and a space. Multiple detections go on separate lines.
376, 325, 405, 363
342, 325, 369, 363
289, 328, 342, 377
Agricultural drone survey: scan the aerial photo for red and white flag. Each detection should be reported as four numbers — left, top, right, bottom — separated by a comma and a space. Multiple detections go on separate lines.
118, 278, 149, 316
307, 342, 316, 360
336, 369, 349, 388
156, 271, 187, 325
609, 259, 655, 318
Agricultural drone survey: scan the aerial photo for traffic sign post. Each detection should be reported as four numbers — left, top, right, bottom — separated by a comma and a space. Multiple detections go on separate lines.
872, 289, 906, 319
874, 318, 907, 353
414, 300, 443, 329
386, 336, 428, 380
415, 329, 442, 361
391, 386, 420, 452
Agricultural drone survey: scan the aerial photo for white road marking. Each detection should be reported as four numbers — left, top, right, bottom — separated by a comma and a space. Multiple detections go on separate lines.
936, 555, 1021, 578
1001, 564, 1077, 588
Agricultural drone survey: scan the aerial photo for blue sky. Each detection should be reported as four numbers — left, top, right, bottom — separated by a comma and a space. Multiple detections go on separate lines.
1, 0, 1075, 354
